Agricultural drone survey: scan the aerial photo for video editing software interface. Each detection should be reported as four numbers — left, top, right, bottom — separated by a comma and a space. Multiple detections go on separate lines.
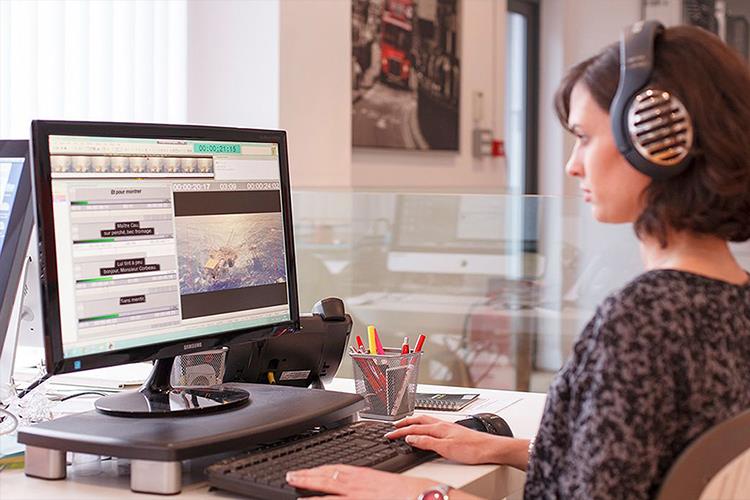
48, 135, 291, 359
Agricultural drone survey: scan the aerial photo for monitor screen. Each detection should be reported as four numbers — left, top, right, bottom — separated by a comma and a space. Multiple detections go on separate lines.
0, 140, 32, 376
387, 194, 540, 277
32, 122, 298, 374
0, 156, 25, 250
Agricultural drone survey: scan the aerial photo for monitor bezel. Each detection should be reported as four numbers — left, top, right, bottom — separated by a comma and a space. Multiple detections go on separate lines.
31, 120, 300, 375
0, 140, 33, 358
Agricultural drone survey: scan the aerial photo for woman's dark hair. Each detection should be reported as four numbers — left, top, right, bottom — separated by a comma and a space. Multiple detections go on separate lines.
555, 25, 750, 246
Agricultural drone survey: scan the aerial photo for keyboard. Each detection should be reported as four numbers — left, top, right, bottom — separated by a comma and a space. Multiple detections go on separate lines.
206, 421, 436, 499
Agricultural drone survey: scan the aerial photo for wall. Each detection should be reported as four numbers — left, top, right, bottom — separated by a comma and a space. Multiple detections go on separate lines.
278, 0, 508, 191
278, 0, 353, 189
186, 0, 280, 129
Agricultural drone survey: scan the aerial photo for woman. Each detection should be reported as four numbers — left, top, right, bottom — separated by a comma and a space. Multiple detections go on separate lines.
287, 24, 750, 499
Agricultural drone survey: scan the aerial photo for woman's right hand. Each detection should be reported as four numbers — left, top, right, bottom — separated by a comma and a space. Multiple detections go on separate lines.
385, 415, 514, 465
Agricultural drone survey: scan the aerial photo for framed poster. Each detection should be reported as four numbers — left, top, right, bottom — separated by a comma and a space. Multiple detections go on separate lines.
352, 0, 460, 151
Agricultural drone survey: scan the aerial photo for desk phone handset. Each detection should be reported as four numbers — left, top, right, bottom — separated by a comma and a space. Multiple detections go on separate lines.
223, 297, 352, 389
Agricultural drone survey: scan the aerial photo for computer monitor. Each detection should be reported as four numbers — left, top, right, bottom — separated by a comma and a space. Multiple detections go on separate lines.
0, 141, 34, 389
387, 194, 542, 279
30, 121, 299, 417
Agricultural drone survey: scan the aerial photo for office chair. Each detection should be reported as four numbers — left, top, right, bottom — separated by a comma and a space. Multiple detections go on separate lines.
657, 408, 750, 500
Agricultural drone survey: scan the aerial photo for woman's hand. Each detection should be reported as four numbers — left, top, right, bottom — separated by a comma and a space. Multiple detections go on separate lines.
388, 415, 532, 470
385, 415, 509, 465
285, 464, 436, 499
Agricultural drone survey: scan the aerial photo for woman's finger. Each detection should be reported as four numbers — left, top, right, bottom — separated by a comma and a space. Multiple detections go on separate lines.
386, 422, 449, 440
288, 464, 338, 477
394, 414, 440, 428
286, 474, 349, 495
404, 434, 446, 454
286, 465, 355, 496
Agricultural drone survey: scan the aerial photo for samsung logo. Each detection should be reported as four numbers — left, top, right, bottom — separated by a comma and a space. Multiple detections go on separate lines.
183, 342, 203, 350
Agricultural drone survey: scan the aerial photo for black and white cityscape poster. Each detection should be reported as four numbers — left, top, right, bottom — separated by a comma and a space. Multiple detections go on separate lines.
352, 0, 460, 151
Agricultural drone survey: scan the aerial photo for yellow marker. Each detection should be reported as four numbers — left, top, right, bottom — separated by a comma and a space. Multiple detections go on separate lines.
367, 325, 377, 355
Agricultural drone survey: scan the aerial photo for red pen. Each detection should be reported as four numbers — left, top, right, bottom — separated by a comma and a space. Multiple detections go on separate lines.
414, 334, 426, 353
373, 326, 385, 355
355, 335, 365, 352
400, 336, 409, 355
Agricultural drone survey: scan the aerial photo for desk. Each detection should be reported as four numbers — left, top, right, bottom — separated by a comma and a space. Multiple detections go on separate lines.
0, 380, 547, 500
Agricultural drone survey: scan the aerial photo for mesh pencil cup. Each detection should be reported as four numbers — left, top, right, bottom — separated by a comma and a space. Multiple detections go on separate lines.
350, 348, 422, 420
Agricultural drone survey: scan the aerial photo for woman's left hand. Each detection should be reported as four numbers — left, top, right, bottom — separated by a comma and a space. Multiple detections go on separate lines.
285, 464, 435, 499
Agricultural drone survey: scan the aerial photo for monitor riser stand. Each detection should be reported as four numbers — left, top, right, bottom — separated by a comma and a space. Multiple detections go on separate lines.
18, 383, 363, 494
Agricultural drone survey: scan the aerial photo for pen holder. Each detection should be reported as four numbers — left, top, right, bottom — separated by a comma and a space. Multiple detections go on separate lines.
350, 349, 422, 421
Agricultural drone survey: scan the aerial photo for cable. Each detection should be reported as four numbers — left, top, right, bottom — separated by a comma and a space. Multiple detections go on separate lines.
16, 373, 51, 399
59, 391, 108, 401
0, 408, 19, 436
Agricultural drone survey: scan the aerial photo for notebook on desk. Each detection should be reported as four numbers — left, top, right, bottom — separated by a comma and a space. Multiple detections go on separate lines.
415, 392, 480, 412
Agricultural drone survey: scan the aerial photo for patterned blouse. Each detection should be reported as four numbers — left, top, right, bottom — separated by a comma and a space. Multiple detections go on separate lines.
523, 269, 750, 499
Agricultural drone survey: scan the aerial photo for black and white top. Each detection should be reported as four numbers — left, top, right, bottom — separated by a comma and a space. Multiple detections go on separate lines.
524, 269, 750, 499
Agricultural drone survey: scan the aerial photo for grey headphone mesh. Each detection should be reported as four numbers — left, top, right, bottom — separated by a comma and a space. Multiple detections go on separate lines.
627, 89, 694, 167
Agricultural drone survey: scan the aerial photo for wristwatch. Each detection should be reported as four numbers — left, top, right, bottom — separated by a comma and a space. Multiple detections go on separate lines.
417, 483, 452, 500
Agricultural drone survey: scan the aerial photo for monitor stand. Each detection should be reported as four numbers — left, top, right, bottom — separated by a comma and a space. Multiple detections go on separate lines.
18, 383, 364, 494
94, 357, 249, 417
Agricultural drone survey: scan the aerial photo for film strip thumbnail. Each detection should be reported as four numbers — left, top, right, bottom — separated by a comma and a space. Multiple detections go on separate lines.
51, 155, 213, 176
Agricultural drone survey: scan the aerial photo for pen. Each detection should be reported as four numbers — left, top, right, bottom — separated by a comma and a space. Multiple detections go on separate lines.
400, 336, 409, 355
355, 335, 365, 352
353, 357, 387, 405
414, 333, 426, 353
372, 325, 385, 355
367, 326, 377, 355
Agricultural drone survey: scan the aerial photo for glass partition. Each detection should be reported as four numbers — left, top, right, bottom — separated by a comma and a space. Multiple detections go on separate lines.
292, 190, 750, 392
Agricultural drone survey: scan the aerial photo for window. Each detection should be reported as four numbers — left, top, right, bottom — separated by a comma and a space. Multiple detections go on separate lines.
0, 0, 187, 138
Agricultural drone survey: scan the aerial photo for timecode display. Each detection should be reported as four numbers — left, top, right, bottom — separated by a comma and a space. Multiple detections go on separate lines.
193, 143, 242, 154
172, 181, 280, 192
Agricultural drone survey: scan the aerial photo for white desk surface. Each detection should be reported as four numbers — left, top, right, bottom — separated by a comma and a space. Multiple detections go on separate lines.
0, 380, 547, 500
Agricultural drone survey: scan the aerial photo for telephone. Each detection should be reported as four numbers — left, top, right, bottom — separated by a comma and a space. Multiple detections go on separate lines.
222, 297, 352, 389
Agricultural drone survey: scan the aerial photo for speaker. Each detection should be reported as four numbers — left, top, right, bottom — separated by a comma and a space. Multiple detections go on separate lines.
610, 20, 694, 180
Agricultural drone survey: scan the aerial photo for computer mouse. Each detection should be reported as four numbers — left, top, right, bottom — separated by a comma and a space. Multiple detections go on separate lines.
454, 413, 514, 438
312, 297, 346, 321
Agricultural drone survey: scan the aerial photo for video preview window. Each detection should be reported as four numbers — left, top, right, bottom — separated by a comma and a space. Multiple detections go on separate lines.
173, 187, 288, 320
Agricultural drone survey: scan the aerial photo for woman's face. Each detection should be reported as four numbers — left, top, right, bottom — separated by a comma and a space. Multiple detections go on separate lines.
565, 82, 651, 223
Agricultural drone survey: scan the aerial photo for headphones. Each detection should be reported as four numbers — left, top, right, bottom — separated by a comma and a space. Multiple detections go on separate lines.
610, 20, 694, 180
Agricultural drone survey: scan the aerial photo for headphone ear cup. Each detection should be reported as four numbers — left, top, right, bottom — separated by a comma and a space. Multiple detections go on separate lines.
623, 89, 694, 179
